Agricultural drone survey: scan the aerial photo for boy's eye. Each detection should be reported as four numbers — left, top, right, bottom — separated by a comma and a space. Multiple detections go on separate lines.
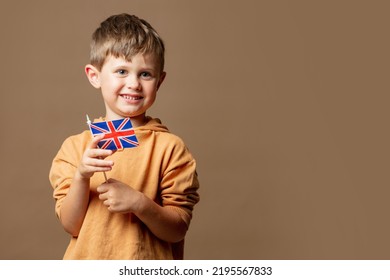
117, 69, 127, 75
140, 72, 152, 78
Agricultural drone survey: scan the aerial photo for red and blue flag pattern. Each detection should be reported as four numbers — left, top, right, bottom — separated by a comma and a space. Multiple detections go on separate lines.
88, 118, 139, 150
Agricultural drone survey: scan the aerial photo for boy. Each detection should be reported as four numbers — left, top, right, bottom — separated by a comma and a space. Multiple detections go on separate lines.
49, 13, 200, 259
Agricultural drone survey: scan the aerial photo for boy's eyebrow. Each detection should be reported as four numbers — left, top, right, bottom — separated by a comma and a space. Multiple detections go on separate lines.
112, 63, 158, 72
112, 63, 130, 69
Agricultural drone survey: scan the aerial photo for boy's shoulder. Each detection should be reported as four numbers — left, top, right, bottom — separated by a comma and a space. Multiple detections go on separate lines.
138, 117, 186, 143
52, 130, 91, 164
64, 129, 91, 143
60, 130, 91, 152
137, 117, 191, 152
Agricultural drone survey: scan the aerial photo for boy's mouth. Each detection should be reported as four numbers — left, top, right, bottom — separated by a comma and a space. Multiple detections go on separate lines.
120, 94, 143, 100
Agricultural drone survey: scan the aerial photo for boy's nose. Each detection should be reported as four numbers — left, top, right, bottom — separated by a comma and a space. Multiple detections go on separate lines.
126, 75, 141, 90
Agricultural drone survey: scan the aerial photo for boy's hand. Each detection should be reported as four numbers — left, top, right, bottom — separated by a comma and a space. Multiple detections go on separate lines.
97, 178, 188, 243
77, 134, 114, 179
97, 178, 143, 213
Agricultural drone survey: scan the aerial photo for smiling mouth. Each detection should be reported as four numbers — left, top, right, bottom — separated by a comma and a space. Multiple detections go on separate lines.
120, 94, 143, 100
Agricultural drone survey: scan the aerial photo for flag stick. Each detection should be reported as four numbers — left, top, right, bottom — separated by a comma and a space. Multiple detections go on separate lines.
86, 114, 108, 183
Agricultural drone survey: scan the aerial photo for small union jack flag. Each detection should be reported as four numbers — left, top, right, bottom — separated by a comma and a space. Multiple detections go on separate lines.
87, 117, 139, 150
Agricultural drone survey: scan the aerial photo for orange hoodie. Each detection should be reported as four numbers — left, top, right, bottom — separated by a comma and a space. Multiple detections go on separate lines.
49, 117, 200, 259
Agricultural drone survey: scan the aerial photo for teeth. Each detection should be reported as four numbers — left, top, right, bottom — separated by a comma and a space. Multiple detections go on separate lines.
122, 95, 141, 100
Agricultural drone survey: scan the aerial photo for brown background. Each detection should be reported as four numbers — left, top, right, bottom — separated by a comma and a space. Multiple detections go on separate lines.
1, 0, 390, 259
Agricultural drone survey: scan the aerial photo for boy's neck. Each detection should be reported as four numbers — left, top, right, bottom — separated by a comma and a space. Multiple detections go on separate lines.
130, 115, 148, 127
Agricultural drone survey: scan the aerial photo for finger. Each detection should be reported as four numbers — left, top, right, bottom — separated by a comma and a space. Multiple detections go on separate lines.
89, 166, 112, 173
85, 148, 113, 160
89, 134, 106, 149
84, 157, 114, 168
97, 184, 109, 193
98, 192, 107, 200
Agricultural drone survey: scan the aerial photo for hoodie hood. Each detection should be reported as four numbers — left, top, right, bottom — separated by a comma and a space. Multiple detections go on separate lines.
135, 116, 169, 133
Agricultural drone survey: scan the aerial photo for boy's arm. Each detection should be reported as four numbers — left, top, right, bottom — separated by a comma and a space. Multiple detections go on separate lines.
97, 179, 188, 243
136, 195, 189, 243
59, 135, 113, 237
58, 173, 91, 237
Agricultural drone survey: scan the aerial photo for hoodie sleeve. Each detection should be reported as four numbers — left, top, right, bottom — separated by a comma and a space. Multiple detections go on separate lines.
159, 137, 200, 226
49, 132, 89, 218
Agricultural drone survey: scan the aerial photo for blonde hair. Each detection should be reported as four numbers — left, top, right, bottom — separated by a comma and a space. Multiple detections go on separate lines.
90, 13, 165, 72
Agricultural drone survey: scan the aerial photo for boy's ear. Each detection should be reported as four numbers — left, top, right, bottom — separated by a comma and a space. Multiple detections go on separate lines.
157, 71, 166, 91
85, 64, 101, 89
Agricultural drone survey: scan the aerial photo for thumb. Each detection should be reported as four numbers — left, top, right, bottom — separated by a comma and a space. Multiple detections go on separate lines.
89, 134, 105, 149
96, 182, 109, 193
107, 178, 119, 184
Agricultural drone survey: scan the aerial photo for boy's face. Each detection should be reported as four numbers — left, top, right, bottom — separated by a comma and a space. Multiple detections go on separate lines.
86, 53, 165, 125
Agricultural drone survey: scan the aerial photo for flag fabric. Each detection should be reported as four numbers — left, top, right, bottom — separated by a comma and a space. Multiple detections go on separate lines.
88, 118, 139, 150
